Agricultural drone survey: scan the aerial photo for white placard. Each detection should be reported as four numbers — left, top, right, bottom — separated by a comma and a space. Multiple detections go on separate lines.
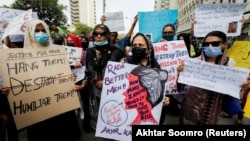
104, 11, 125, 32
194, 3, 247, 37
178, 58, 250, 98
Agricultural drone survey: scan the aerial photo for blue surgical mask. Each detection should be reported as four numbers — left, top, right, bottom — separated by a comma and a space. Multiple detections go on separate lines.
203, 46, 222, 57
35, 32, 49, 44
94, 40, 108, 46
163, 34, 174, 41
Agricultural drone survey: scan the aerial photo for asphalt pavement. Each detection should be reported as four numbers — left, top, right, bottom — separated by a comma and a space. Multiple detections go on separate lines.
17, 111, 237, 141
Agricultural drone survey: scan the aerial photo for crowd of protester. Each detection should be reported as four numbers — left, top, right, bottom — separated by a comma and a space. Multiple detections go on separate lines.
1, 4, 250, 141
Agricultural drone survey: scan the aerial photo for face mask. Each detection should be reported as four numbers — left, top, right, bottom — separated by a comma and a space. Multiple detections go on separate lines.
34, 32, 49, 44
132, 47, 147, 60
67, 43, 75, 47
163, 34, 174, 41
81, 42, 89, 50
54, 39, 63, 45
94, 40, 108, 46
203, 46, 222, 57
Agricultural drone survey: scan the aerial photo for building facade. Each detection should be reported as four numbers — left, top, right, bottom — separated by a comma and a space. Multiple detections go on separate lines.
69, 0, 96, 28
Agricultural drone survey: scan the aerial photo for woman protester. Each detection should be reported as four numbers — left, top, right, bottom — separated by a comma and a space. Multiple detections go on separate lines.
122, 32, 168, 125
0, 23, 23, 141
158, 23, 182, 124
24, 19, 81, 141
177, 30, 250, 125
75, 24, 124, 140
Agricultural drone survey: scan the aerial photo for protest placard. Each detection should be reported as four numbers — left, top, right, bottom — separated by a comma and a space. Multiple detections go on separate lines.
64, 46, 82, 66
138, 9, 178, 43
1, 9, 32, 40
0, 46, 81, 130
0, 8, 38, 39
153, 40, 189, 94
226, 41, 250, 68
194, 3, 247, 37
104, 11, 125, 32
178, 58, 250, 99
95, 61, 167, 141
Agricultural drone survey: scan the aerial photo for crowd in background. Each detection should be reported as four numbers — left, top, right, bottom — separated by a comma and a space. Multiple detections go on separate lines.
0, 5, 250, 141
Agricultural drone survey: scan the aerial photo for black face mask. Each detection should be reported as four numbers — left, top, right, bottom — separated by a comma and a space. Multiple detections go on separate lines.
54, 39, 63, 45
67, 43, 74, 47
131, 47, 147, 60
81, 42, 89, 50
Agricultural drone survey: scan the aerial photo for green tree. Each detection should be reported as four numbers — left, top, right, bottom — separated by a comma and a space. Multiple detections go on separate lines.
72, 23, 93, 36
8, 0, 68, 28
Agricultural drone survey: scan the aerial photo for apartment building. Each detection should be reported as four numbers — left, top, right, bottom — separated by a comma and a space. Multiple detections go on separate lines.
69, 0, 96, 28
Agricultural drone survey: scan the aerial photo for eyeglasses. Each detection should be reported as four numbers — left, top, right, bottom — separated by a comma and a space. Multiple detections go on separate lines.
162, 31, 174, 35
93, 31, 106, 36
202, 41, 222, 47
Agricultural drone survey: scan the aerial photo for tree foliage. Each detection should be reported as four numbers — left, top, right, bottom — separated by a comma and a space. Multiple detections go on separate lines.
9, 0, 68, 28
72, 23, 93, 36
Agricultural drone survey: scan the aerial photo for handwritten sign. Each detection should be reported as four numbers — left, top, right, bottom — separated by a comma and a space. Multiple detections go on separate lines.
104, 11, 125, 32
1, 9, 32, 40
64, 46, 82, 66
178, 58, 250, 98
226, 41, 250, 68
0, 46, 81, 130
153, 40, 189, 94
0, 8, 38, 39
95, 61, 167, 141
138, 9, 178, 43
194, 3, 247, 37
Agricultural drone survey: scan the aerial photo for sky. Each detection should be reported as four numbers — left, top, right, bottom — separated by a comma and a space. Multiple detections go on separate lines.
1, 0, 155, 32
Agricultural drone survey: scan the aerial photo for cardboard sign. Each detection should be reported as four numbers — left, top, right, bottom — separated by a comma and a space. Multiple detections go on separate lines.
0, 46, 81, 130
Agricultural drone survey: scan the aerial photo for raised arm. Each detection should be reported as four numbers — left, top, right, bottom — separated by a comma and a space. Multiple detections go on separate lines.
126, 15, 138, 38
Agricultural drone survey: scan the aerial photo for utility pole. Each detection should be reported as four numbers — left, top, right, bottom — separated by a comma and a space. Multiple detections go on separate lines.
103, 0, 106, 13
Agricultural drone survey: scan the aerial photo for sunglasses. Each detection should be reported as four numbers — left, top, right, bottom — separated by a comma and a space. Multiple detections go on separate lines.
162, 31, 174, 35
93, 31, 106, 36
202, 41, 222, 47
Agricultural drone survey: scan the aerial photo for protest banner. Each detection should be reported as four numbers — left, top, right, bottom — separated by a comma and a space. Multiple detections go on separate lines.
194, 3, 247, 37
178, 58, 250, 99
0, 46, 81, 130
95, 61, 167, 141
